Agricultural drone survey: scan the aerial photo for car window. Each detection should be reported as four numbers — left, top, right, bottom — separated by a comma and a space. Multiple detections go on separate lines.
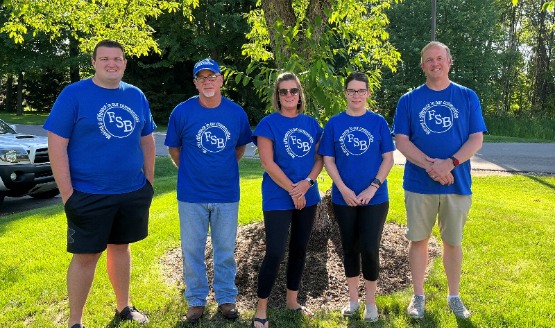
0, 120, 17, 134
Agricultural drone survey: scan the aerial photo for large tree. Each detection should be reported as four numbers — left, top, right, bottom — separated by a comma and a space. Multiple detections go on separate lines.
123, 0, 261, 125
241, 0, 401, 123
377, 0, 502, 119
1, 0, 198, 56
0, 8, 72, 114
524, 0, 555, 115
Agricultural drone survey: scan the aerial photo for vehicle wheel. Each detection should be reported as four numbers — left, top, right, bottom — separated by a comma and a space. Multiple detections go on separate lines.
30, 189, 60, 199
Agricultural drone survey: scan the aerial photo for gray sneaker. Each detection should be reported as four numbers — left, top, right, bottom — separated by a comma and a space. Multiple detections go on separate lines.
363, 304, 379, 322
407, 295, 425, 319
115, 306, 149, 324
448, 297, 471, 319
341, 301, 360, 317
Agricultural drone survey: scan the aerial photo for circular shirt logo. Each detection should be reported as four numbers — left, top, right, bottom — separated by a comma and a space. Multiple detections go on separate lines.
98, 103, 139, 139
339, 127, 373, 156
196, 123, 231, 153
284, 128, 314, 158
419, 101, 459, 134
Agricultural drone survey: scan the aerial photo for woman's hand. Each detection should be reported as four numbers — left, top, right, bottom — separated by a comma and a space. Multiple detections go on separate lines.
292, 194, 306, 210
289, 180, 311, 199
357, 186, 377, 205
339, 186, 360, 207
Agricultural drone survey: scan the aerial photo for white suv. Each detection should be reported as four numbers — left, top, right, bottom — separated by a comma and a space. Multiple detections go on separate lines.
0, 119, 58, 205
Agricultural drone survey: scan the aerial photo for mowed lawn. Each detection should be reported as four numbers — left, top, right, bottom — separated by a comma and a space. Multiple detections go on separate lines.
0, 158, 554, 327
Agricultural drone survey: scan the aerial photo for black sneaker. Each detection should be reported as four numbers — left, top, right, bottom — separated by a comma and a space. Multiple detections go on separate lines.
115, 306, 149, 324
70, 324, 85, 328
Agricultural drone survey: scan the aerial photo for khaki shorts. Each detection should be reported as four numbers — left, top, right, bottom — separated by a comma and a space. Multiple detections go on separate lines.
404, 191, 472, 246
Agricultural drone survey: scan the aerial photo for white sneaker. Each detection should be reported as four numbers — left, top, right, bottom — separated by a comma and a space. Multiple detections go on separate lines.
407, 295, 425, 319
341, 301, 360, 317
363, 304, 378, 322
448, 296, 471, 319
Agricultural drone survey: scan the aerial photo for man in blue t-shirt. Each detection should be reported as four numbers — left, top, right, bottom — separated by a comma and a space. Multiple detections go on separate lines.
393, 41, 487, 320
164, 58, 252, 324
44, 40, 156, 328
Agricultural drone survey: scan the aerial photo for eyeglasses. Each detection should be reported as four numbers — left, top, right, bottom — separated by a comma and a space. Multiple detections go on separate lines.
195, 74, 220, 83
278, 88, 300, 96
345, 89, 368, 96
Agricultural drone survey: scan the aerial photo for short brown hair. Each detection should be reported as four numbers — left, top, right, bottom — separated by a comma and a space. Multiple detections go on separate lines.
93, 40, 126, 60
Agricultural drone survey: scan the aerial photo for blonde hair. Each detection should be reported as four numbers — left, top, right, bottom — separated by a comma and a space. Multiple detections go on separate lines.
421, 41, 452, 64
271, 72, 306, 113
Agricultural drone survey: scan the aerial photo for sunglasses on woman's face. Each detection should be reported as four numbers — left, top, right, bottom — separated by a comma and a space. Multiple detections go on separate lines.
278, 88, 300, 96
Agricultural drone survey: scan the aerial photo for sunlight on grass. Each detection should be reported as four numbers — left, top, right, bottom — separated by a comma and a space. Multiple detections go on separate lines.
0, 157, 554, 327
0, 113, 49, 125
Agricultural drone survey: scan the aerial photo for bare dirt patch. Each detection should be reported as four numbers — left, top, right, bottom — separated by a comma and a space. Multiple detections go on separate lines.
161, 191, 441, 312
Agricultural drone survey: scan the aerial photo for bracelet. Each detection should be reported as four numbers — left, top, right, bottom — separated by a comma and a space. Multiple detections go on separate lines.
370, 184, 379, 189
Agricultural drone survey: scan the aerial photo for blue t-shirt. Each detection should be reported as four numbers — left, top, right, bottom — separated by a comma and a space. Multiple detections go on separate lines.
318, 110, 395, 206
44, 78, 156, 194
252, 113, 323, 211
164, 96, 252, 203
392, 82, 487, 195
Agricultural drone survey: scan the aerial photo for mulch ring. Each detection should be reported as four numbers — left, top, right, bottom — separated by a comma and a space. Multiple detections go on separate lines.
161, 192, 441, 312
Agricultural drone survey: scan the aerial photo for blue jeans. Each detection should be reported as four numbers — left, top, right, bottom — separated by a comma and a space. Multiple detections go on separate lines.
178, 201, 239, 306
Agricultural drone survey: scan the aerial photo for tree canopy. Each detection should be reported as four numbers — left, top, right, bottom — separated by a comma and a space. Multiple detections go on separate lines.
241, 0, 401, 122
0, 0, 553, 123
1, 0, 198, 55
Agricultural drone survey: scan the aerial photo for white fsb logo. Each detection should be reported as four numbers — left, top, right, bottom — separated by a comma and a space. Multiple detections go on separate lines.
98, 103, 139, 139
339, 127, 373, 156
419, 101, 459, 134
107, 111, 134, 132
196, 122, 231, 153
290, 135, 311, 152
284, 128, 314, 158
203, 130, 226, 149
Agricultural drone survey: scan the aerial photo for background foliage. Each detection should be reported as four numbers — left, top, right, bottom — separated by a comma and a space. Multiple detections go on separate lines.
0, 0, 554, 133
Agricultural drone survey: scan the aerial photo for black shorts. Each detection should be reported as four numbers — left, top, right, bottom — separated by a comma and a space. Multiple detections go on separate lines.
64, 181, 154, 254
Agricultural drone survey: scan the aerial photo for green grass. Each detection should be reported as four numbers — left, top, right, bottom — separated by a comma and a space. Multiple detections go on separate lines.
483, 112, 555, 142
0, 157, 554, 327
483, 134, 553, 143
0, 113, 49, 125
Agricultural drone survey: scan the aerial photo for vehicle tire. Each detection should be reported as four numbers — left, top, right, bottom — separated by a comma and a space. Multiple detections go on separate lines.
30, 189, 60, 199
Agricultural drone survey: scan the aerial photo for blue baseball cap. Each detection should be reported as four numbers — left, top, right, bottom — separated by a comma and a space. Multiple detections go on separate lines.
193, 58, 221, 77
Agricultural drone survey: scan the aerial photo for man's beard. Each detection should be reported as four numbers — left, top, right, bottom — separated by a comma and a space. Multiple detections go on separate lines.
202, 90, 216, 98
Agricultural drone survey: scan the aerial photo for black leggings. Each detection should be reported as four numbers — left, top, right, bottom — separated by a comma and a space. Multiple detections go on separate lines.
256, 205, 317, 298
333, 202, 389, 281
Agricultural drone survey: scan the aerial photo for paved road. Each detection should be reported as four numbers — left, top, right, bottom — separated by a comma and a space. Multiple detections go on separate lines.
13, 124, 555, 174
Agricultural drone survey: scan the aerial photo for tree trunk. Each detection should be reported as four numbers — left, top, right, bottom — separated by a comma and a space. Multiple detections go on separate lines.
501, 3, 520, 113
5, 75, 14, 112
531, 4, 548, 112
16, 72, 24, 116
261, 0, 332, 67
69, 37, 81, 83
261, 0, 297, 66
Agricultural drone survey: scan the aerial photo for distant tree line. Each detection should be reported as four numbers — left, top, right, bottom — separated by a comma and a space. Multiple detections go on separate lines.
0, 0, 553, 126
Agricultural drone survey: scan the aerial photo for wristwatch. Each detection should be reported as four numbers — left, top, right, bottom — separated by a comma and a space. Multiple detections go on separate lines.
450, 156, 460, 167
371, 178, 382, 187
305, 177, 315, 186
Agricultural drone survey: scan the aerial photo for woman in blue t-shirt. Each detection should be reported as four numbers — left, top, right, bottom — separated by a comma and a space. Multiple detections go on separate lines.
318, 72, 395, 322
251, 72, 323, 328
